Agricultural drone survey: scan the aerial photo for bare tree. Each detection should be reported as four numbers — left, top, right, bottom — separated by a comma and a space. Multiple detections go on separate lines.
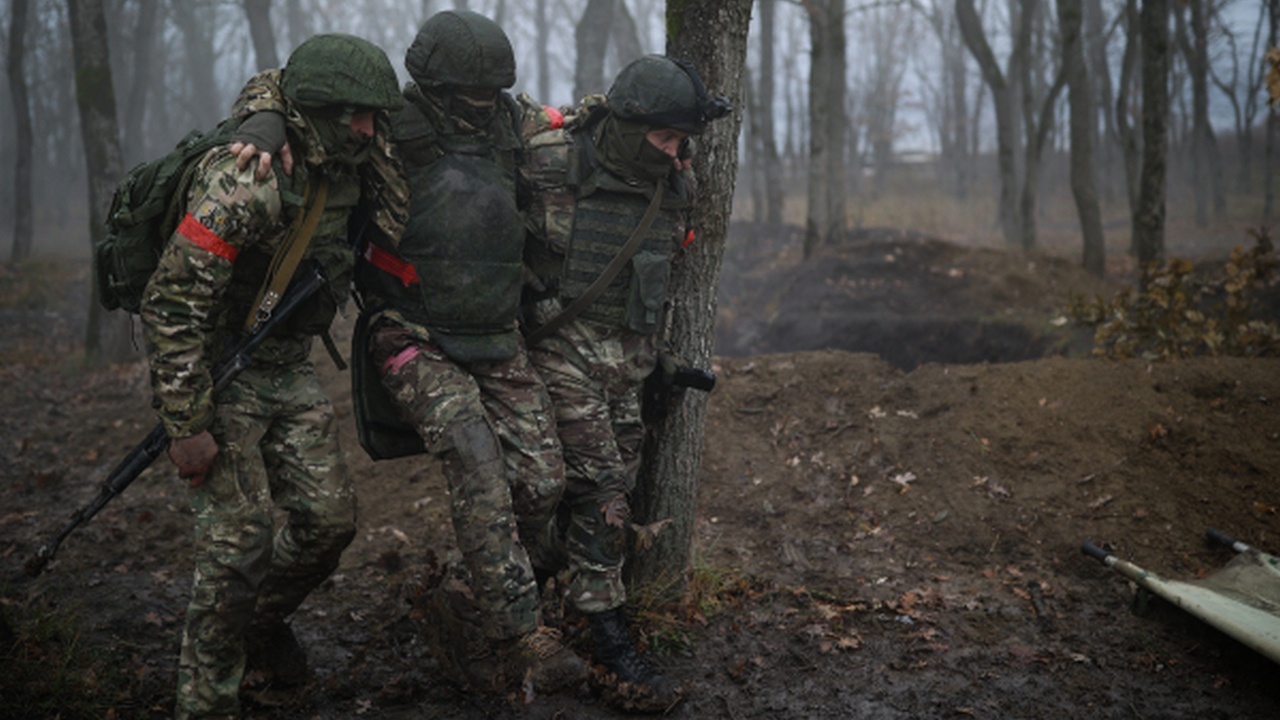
1134, 0, 1169, 269
574, 0, 617, 98
1208, 1, 1268, 192
629, 0, 751, 596
170, 0, 222, 128
1115, 0, 1142, 254
917, 0, 976, 201
956, 0, 1020, 247
1059, 0, 1105, 277
7, 0, 34, 264
1014, 0, 1065, 251
757, 0, 784, 224
66, 0, 126, 363
121, 0, 162, 166
243, 0, 280, 71
803, 0, 848, 259
1174, 0, 1225, 226
1265, 0, 1280, 226
858, 4, 915, 198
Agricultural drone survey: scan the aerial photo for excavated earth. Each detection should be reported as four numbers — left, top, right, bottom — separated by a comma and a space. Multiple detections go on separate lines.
2, 224, 1278, 719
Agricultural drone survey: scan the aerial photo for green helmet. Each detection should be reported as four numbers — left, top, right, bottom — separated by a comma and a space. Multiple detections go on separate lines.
606, 55, 731, 134
281, 33, 402, 111
405, 10, 516, 89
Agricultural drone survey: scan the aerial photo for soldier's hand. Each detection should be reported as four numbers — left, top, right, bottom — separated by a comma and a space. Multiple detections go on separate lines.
230, 109, 293, 179
230, 142, 294, 180
168, 431, 219, 488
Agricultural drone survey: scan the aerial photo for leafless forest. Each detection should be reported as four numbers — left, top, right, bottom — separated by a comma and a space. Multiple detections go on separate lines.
3, 0, 1278, 266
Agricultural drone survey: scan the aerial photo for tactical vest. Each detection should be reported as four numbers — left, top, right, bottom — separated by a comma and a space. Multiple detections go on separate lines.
524, 126, 688, 336
212, 162, 361, 363
358, 93, 526, 364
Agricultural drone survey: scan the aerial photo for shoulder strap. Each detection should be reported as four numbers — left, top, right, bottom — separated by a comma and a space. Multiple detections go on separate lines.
242, 174, 331, 335
525, 184, 663, 345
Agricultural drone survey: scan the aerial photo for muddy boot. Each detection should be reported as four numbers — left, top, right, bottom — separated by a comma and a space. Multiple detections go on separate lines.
495, 626, 590, 696
244, 620, 310, 688
588, 608, 682, 712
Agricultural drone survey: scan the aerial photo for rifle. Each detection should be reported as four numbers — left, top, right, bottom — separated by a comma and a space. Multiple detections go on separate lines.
24, 267, 327, 577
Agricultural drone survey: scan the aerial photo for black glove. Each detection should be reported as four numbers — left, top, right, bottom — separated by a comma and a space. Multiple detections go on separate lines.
232, 110, 287, 153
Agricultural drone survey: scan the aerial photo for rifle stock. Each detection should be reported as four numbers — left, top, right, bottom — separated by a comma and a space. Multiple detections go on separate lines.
24, 268, 326, 577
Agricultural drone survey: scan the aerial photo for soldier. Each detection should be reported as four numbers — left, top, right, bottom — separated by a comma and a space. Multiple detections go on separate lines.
227, 11, 587, 697
521, 54, 730, 709
139, 34, 402, 720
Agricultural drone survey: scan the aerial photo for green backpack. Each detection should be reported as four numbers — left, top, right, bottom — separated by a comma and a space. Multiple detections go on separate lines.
96, 119, 242, 313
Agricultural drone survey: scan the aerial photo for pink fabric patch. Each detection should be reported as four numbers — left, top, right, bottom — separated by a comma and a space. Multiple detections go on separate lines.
382, 345, 420, 374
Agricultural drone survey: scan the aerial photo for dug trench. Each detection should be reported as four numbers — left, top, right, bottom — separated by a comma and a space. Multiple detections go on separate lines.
1, 229, 1278, 718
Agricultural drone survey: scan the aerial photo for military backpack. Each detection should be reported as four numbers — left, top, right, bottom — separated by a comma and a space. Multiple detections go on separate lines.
96, 119, 244, 313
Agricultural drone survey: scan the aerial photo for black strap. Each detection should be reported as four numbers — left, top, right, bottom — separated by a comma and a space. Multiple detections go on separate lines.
526, 185, 664, 345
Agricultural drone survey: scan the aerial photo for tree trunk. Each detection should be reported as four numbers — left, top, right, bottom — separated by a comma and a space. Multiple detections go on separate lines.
1060, 0, 1105, 277
171, 0, 221, 127
534, 0, 551, 102
1135, 0, 1169, 270
1115, 0, 1142, 255
758, 0, 784, 224
574, 0, 617, 100
803, 0, 847, 259
67, 0, 126, 364
627, 0, 751, 598
243, 0, 279, 72
7, 0, 34, 264
1265, 0, 1279, 226
609, 0, 643, 68
122, 0, 161, 167
956, 0, 1020, 247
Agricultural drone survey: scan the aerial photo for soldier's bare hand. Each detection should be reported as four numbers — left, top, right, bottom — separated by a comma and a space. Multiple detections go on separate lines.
168, 431, 219, 488
229, 142, 294, 180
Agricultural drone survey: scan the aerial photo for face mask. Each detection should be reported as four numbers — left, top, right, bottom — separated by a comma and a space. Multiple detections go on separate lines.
310, 107, 373, 166
596, 116, 670, 183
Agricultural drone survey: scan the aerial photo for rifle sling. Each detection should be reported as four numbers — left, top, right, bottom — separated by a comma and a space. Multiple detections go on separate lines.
526, 184, 663, 345
243, 175, 331, 336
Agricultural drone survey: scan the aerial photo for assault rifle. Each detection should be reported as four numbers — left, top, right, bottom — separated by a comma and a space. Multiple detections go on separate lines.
24, 267, 327, 578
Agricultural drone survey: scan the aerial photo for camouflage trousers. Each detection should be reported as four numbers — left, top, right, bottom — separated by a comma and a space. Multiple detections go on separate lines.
371, 322, 564, 640
176, 360, 356, 720
526, 302, 658, 614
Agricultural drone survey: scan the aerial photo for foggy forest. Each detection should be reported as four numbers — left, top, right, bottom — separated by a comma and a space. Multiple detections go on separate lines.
3, 2, 1280, 720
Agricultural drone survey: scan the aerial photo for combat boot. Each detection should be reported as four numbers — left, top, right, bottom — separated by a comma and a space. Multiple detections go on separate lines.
495, 625, 590, 695
243, 619, 310, 688
588, 608, 682, 712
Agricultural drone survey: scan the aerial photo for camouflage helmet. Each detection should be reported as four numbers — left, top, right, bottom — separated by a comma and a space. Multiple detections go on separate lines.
281, 33, 403, 111
606, 55, 731, 134
405, 10, 516, 89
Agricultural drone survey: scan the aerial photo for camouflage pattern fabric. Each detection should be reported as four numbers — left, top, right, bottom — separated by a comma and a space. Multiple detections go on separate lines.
174, 362, 355, 720
369, 321, 564, 637
524, 298, 659, 613
143, 101, 367, 718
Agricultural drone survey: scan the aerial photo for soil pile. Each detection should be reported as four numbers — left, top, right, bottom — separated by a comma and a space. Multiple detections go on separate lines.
1, 236, 1278, 719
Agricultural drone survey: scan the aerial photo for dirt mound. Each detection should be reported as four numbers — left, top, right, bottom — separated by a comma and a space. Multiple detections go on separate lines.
2, 247, 1279, 719
717, 223, 1121, 367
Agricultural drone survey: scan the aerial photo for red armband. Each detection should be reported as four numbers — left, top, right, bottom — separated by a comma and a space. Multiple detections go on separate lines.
177, 213, 238, 262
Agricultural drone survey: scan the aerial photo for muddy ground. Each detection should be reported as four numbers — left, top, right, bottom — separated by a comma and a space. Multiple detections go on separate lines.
2, 225, 1279, 719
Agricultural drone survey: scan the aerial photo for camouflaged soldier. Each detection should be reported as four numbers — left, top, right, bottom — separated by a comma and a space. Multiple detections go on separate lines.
522, 54, 730, 709
225, 11, 586, 698
139, 34, 401, 720
359, 10, 587, 696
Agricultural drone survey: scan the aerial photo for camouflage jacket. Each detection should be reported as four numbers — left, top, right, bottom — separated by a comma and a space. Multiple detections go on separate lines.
140, 134, 363, 439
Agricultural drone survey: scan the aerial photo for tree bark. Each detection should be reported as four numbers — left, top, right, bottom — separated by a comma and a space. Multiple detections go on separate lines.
7, 0, 34, 264
628, 0, 751, 598
956, 0, 1020, 248
1059, 0, 1105, 277
758, 0, 784, 224
1135, 0, 1169, 270
122, 0, 161, 167
243, 0, 280, 72
67, 0, 126, 363
1115, 0, 1142, 255
574, 0, 617, 100
803, 0, 847, 259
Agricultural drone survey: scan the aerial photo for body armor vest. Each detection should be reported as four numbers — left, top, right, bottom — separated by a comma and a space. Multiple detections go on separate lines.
358, 94, 526, 364
562, 184, 681, 333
